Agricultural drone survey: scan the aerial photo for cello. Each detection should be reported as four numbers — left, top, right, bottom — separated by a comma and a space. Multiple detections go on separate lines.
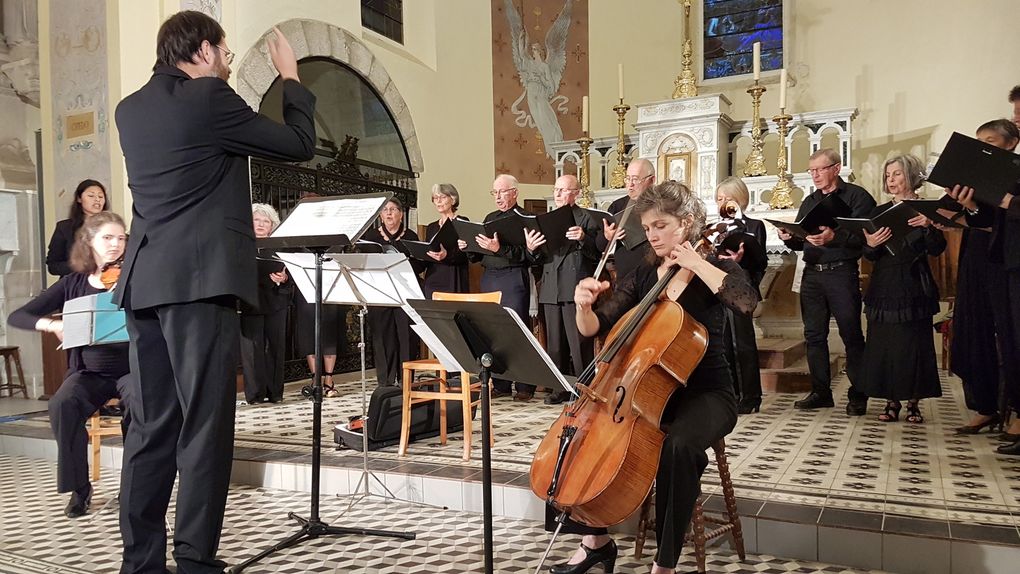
529, 203, 744, 529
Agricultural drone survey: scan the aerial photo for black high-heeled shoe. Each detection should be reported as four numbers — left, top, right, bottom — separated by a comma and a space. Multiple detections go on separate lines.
549, 539, 617, 574
955, 415, 1001, 435
737, 397, 762, 415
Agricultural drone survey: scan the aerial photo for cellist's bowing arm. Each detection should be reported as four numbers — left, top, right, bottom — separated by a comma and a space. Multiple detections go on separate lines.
574, 277, 609, 337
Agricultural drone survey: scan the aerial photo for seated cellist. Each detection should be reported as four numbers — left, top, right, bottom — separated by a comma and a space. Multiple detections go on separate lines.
545, 181, 758, 574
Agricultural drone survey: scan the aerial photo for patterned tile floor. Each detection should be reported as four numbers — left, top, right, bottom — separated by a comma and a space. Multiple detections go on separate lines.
0, 453, 890, 573
2, 369, 1019, 530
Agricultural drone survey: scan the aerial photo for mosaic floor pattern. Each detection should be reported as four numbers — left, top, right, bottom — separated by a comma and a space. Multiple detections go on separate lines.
0, 453, 890, 574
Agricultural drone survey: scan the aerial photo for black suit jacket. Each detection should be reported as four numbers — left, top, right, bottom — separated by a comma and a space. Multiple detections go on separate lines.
533, 205, 601, 304
114, 66, 316, 309
45, 218, 77, 277
240, 255, 293, 315
595, 195, 653, 281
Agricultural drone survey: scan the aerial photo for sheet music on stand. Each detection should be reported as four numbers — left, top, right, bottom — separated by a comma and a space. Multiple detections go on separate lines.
277, 252, 422, 307
271, 193, 391, 241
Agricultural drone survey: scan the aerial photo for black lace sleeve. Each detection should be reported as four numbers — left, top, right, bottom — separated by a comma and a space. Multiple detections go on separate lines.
710, 256, 759, 316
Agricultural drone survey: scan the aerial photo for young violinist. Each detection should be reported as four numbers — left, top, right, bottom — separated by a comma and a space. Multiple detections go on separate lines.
7, 212, 132, 518
547, 181, 758, 574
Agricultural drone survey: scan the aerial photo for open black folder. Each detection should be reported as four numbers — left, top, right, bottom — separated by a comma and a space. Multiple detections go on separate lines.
764, 193, 851, 240
398, 219, 460, 261
926, 131, 1020, 208
586, 204, 648, 250
836, 201, 918, 256
901, 199, 965, 229
451, 206, 578, 254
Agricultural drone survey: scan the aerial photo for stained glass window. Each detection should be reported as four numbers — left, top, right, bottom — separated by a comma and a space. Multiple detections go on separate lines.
703, 0, 783, 80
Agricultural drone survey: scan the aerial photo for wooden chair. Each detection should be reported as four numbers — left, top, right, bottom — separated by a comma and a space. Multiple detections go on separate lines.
0, 346, 28, 398
939, 297, 955, 372
634, 438, 745, 573
87, 400, 123, 481
399, 291, 501, 461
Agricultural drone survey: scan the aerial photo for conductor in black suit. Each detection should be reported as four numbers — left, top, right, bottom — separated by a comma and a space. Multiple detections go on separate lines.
525, 175, 600, 404
113, 12, 316, 574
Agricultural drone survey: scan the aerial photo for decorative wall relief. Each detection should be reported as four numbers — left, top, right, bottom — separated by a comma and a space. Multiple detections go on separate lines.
180, 0, 221, 21
49, 0, 110, 216
492, 0, 588, 184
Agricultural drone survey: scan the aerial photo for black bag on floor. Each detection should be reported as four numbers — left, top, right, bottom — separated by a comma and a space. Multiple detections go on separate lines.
333, 384, 477, 452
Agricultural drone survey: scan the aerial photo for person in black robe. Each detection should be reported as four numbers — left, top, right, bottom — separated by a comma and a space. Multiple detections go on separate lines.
46, 179, 111, 277
422, 183, 470, 298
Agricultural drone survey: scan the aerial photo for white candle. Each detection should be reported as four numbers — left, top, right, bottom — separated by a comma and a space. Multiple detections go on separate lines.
618, 64, 624, 101
752, 42, 761, 80
582, 96, 589, 134
779, 69, 787, 109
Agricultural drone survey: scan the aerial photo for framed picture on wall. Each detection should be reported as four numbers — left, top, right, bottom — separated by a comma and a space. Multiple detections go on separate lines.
659, 152, 694, 188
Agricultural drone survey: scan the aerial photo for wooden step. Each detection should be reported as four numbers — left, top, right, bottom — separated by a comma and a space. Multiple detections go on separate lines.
756, 338, 806, 369
760, 356, 839, 394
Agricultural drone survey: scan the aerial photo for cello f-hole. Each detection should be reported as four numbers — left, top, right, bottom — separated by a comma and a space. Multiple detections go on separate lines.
612, 385, 626, 423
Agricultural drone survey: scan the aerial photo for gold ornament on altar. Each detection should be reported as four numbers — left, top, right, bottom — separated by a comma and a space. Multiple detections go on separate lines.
743, 81, 768, 176
608, 100, 631, 189
671, 0, 699, 99
577, 135, 594, 208
768, 109, 799, 210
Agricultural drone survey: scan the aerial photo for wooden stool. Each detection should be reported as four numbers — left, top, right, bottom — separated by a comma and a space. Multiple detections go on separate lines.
0, 346, 28, 398
87, 401, 123, 481
633, 438, 745, 573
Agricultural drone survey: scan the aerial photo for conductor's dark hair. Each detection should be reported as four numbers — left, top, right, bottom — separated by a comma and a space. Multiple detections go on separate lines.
154, 10, 225, 71
68, 179, 110, 230
1009, 85, 1020, 103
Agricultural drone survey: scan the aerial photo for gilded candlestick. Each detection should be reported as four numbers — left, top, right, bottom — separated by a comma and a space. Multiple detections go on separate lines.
577, 135, 595, 208
768, 109, 799, 210
743, 81, 768, 177
672, 0, 698, 98
609, 100, 631, 189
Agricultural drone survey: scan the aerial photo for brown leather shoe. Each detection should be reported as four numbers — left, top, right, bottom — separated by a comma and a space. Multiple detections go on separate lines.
513, 392, 534, 402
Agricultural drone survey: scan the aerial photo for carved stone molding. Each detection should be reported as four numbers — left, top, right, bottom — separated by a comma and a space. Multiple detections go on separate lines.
236, 19, 423, 173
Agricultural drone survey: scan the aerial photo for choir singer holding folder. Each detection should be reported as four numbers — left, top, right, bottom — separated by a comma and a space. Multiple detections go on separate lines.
457, 174, 537, 401
777, 148, 876, 416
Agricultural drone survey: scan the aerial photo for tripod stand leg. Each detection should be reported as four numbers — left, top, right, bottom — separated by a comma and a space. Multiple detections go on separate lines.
228, 518, 314, 573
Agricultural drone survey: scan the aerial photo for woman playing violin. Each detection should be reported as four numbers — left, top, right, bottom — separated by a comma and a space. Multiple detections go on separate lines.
548, 181, 758, 574
7, 211, 131, 518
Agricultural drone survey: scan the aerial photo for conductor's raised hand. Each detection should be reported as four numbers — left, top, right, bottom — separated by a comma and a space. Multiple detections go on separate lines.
475, 232, 500, 253
805, 226, 835, 246
267, 27, 299, 82
574, 277, 610, 310
524, 228, 547, 253
863, 226, 892, 248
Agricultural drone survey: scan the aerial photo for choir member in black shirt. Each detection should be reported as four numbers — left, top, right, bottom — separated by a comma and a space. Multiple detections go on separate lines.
46, 179, 110, 277
422, 183, 470, 298
360, 197, 425, 386
239, 203, 291, 404
714, 176, 767, 414
856, 155, 945, 423
596, 158, 655, 283
545, 180, 757, 574
778, 148, 876, 415
8, 212, 132, 518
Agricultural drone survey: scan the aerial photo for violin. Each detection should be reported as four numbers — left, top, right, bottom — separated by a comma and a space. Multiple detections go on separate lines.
99, 259, 123, 290
529, 209, 739, 527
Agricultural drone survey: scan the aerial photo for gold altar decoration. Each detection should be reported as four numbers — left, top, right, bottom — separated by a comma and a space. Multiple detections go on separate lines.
768, 109, 799, 210
672, 0, 698, 99
742, 81, 768, 177
608, 100, 631, 189
577, 135, 595, 208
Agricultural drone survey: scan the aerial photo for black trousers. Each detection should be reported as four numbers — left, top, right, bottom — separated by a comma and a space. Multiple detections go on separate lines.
239, 306, 287, 403
49, 371, 132, 493
545, 383, 737, 569
480, 266, 534, 394
799, 267, 867, 402
543, 302, 593, 377
120, 297, 239, 574
726, 309, 762, 402
367, 306, 419, 386
1005, 267, 1020, 414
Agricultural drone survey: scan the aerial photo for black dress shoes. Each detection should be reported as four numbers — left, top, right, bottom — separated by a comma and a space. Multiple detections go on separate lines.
794, 392, 834, 410
845, 400, 868, 417
64, 484, 92, 518
737, 397, 762, 414
996, 439, 1020, 456
997, 432, 1020, 442
544, 390, 572, 405
549, 539, 617, 574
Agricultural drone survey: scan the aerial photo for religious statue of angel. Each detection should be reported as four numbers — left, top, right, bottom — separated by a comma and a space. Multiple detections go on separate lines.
505, 0, 572, 159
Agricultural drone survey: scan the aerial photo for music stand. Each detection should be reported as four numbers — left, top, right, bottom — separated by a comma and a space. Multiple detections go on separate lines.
230, 194, 415, 573
407, 299, 573, 574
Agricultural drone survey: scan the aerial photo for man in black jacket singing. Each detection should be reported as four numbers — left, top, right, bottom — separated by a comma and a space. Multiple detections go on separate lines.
114, 11, 316, 573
